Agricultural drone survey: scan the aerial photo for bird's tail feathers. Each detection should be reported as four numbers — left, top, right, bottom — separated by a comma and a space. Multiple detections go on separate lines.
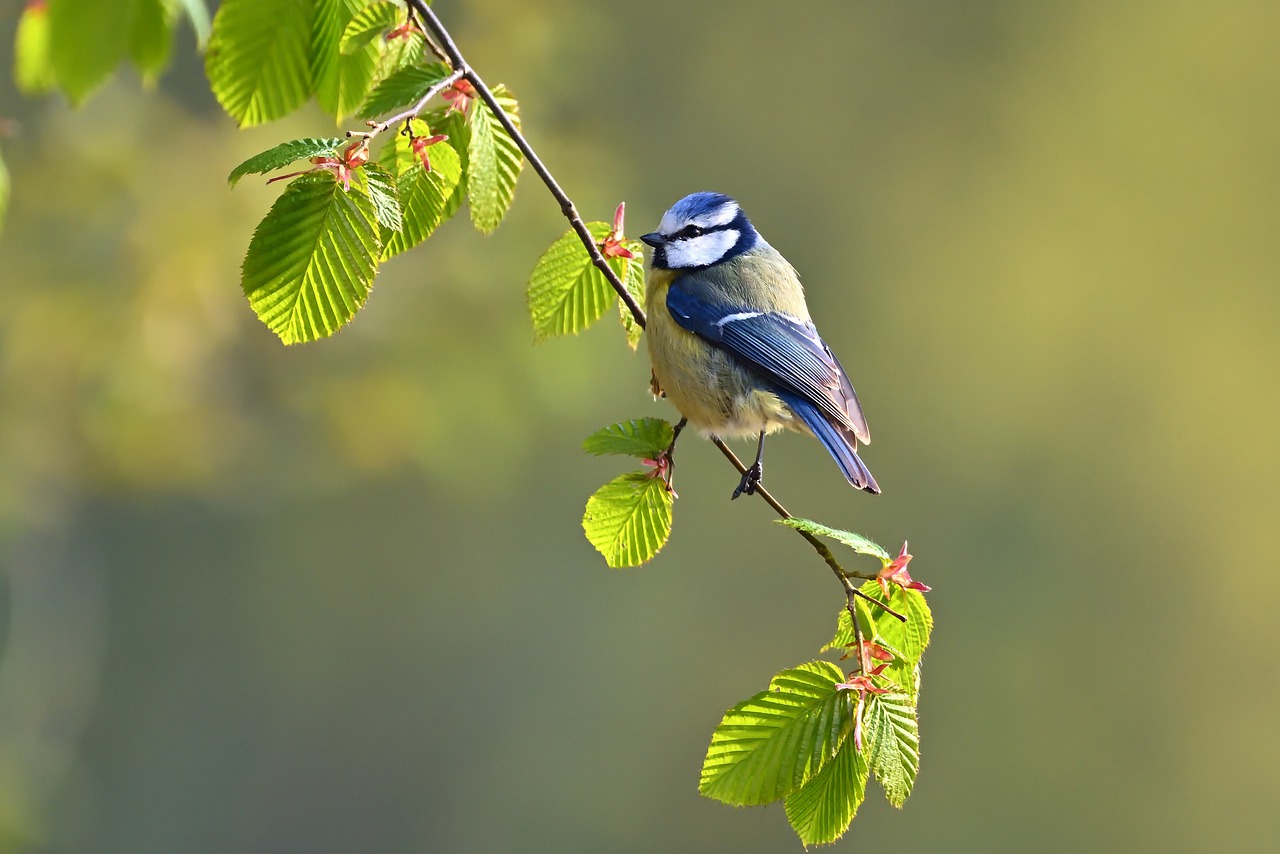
780, 391, 881, 494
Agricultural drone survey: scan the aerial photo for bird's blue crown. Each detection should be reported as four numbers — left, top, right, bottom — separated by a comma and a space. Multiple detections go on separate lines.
642, 192, 759, 270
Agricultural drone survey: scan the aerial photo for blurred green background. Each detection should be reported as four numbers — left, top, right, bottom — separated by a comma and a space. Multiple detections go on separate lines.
2, 1, 1278, 851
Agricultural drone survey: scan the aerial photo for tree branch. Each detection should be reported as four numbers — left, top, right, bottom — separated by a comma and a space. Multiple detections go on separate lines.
405, 0, 899, 622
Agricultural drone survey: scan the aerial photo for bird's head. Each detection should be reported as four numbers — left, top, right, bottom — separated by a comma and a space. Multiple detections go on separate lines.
641, 192, 759, 270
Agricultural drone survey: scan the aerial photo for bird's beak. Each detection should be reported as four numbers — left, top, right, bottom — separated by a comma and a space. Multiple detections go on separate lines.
640, 232, 664, 248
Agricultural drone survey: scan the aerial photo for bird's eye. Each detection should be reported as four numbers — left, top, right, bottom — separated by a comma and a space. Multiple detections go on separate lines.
677, 224, 705, 239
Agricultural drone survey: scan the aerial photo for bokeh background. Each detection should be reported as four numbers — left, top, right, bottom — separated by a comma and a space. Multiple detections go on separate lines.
2, 1, 1278, 851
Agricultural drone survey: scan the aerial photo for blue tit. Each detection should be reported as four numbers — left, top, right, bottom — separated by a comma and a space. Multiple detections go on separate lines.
640, 191, 879, 497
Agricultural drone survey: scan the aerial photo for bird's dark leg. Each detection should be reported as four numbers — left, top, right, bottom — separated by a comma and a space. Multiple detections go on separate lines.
732, 431, 767, 500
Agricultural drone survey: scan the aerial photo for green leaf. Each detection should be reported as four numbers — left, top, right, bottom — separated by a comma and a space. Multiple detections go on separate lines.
619, 249, 646, 349
582, 419, 674, 459
862, 691, 919, 808
14, 1, 56, 95
423, 107, 469, 221
313, 0, 382, 122
528, 222, 632, 340
227, 137, 345, 187
582, 472, 673, 568
467, 85, 523, 233
778, 517, 892, 564
48, 0, 133, 105
0, 148, 9, 238
129, 0, 175, 85
359, 63, 451, 119
377, 119, 462, 259
174, 0, 212, 47
240, 170, 382, 344
206, 0, 314, 127
340, 1, 401, 54
700, 661, 852, 806
363, 163, 403, 231
823, 585, 932, 699
784, 736, 868, 847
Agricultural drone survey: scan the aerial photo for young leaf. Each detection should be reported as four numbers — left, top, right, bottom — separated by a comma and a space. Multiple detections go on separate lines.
378, 119, 462, 259
227, 137, 345, 187
582, 473, 673, 568
784, 736, 869, 847
823, 587, 932, 699
582, 419, 674, 459
359, 63, 451, 119
422, 107, 469, 222
700, 661, 852, 806
340, 1, 401, 54
313, 0, 383, 122
619, 251, 646, 349
467, 85, 523, 233
14, 0, 56, 95
778, 517, 892, 564
240, 170, 382, 344
373, 28, 425, 84
528, 223, 631, 340
129, 0, 175, 85
363, 163, 403, 232
48, 0, 132, 104
174, 0, 212, 47
206, 0, 314, 127
862, 691, 920, 808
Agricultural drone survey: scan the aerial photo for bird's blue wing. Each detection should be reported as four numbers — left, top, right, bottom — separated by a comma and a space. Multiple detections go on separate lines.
666, 279, 870, 443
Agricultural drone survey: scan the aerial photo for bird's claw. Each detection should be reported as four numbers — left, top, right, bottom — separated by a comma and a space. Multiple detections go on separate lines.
731, 462, 763, 500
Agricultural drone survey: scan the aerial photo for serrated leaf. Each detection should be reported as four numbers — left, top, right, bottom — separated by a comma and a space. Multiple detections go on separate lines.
363, 163, 402, 231
241, 170, 381, 344
423, 107, 469, 221
779, 517, 892, 564
378, 119, 462, 259
823, 586, 932, 699
359, 63, 451, 119
862, 692, 919, 808
528, 223, 631, 340
174, 0, 212, 47
14, 1, 56, 95
340, 1, 401, 54
372, 28, 424, 84
582, 419, 673, 459
467, 85, 523, 233
582, 472, 672, 568
48, 0, 133, 105
619, 249, 646, 349
784, 736, 868, 847
700, 661, 852, 806
129, 0, 174, 84
206, 0, 313, 127
313, 0, 383, 122
227, 137, 345, 187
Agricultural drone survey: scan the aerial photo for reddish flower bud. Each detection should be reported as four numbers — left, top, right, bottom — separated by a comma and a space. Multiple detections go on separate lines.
410, 133, 449, 172
877, 541, 930, 598
442, 79, 477, 116
600, 201, 637, 260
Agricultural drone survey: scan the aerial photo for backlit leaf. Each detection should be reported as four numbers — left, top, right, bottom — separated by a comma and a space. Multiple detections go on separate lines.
14, 1, 56, 95
582, 472, 672, 568
778, 517, 892, 564
377, 118, 462, 259
313, 0, 382, 122
206, 0, 313, 127
48, 0, 132, 104
340, 1, 401, 55
619, 248, 646, 349
700, 661, 852, 806
862, 691, 919, 808
582, 419, 674, 459
227, 137, 344, 187
467, 85, 523, 233
363, 163, 403, 231
359, 63, 451, 119
528, 222, 630, 340
784, 735, 868, 847
241, 170, 381, 344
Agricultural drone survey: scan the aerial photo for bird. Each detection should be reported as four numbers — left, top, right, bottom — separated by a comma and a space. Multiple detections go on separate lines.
640, 191, 879, 498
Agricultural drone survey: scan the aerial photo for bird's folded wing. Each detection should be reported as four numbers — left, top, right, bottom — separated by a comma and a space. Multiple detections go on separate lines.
666, 280, 870, 444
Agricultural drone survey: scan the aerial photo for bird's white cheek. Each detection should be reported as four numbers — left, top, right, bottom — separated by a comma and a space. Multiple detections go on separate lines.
664, 229, 739, 268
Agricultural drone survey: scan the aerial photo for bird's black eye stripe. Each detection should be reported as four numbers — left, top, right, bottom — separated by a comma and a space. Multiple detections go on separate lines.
676, 224, 705, 239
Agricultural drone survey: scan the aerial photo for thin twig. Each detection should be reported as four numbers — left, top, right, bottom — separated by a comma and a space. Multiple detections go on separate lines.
404, 0, 902, 623
346, 68, 464, 144
406, 0, 646, 325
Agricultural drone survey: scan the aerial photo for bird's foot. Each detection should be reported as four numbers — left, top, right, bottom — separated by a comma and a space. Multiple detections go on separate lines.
731, 461, 763, 500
